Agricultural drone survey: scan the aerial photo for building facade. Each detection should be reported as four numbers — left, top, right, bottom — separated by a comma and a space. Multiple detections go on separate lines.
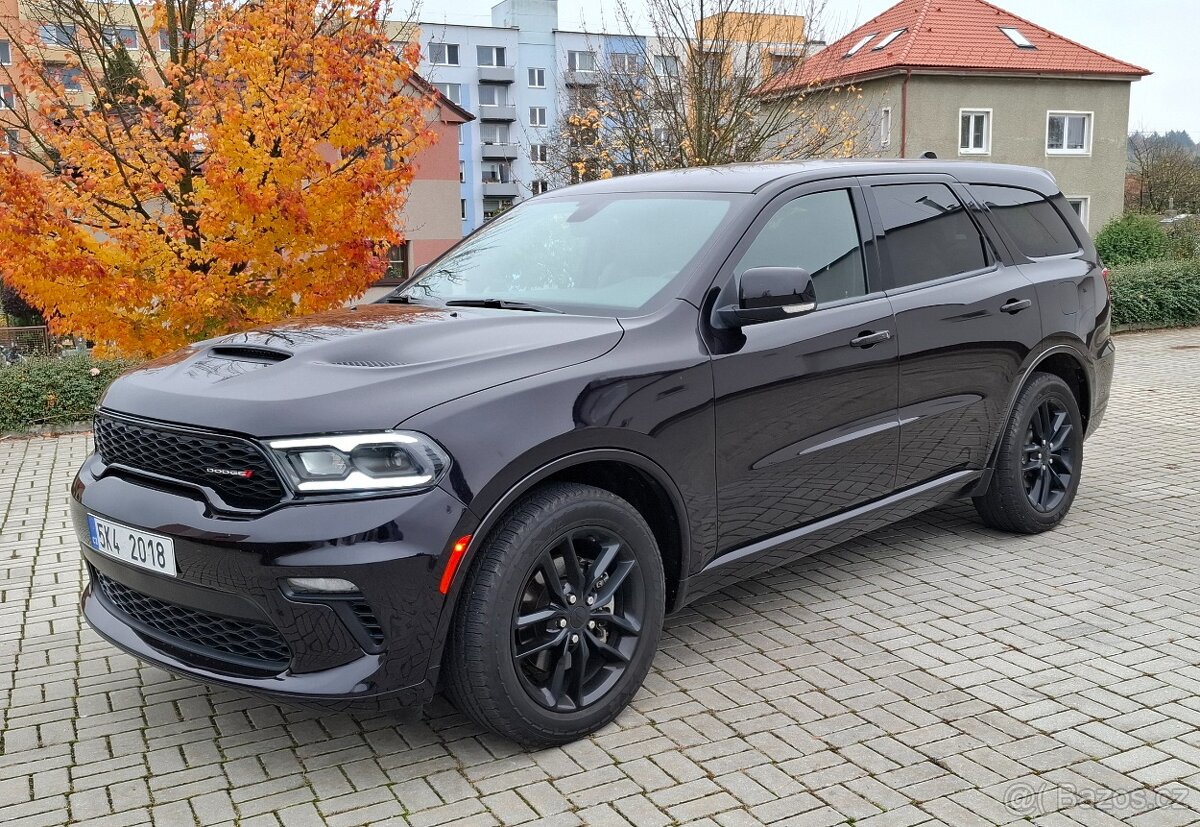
767, 0, 1148, 231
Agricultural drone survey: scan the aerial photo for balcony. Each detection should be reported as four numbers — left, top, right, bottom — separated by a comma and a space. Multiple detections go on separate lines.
482, 181, 520, 198
478, 65, 515, 84
564, 70, 599, 87
478, 104, 517, 122
481, 142, 520, 160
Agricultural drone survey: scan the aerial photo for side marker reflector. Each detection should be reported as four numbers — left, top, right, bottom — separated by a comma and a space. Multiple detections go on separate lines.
438, 535, 472, 595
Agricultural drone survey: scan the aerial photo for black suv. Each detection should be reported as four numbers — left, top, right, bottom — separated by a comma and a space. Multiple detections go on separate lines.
72, 161, 1113, 745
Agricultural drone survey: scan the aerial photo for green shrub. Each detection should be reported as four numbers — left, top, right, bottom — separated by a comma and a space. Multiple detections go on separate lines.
1165, 216, 1200, 260
1109, 259, 1200, 328
1095, 213, 1169, 265
0, 355, 140, 433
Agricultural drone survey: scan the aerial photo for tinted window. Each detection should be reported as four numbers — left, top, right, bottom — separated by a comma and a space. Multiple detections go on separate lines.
972, 185, 1080, 258
872, 183, 989, 288
734, 189, 867, 303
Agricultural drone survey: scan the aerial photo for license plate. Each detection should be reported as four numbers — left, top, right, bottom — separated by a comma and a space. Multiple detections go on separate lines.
87, 515, 176, 577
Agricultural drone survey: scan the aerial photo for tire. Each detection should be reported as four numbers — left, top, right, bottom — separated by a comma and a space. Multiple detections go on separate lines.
974, 372, 1084, 533
444, 482, 665, 746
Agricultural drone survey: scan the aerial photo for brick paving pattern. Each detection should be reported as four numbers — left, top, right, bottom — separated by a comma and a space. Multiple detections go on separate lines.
2, 328, 1199, 826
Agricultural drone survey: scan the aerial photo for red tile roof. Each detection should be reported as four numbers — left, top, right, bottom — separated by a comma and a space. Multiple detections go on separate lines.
767, 0, 1149, 93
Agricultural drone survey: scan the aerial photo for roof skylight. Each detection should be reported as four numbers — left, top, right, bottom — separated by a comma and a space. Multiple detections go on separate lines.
999, 26, 1036, 48
844, 33, 877, 57
872, 29, 906, 50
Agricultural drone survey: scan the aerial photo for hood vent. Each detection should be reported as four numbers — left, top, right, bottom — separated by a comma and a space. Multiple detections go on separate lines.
327, 359, 407, 368
209, 346, 292, 364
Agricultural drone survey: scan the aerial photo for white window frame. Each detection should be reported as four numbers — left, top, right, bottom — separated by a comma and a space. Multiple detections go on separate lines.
479, 122, 508, 144
529, 106, 547, 127
102, 25, 139, 50
530, 143, 548, 163
2, 128, 18, 153
528, 67, 545, 88
477, 45, 506, 67
39, 23, 76, 47
1066, 196, 1090, 230
610, 52, 640, 73
429, 42, 459, 66
531, 180, 549, 195
0, 39, 11, 65
433, 82, 461, 105
653, 54, 680, 76
1046, 111, 1092, 156
959, 108, 991, 155
477, 84, 507, 108
0, 84, 13, 110
880, 106, 892, 149
458, 161, 464, 183
567, 50, 596, 73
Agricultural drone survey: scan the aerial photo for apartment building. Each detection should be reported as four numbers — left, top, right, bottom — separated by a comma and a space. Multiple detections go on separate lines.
765, 0, 1149, 230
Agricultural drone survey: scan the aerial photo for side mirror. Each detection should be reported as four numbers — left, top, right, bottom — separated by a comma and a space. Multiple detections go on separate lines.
716, 266, 817, 327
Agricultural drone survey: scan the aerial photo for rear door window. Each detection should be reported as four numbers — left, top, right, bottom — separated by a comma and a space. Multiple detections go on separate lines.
971, 185, 1081, 258
871, 183, 990, 288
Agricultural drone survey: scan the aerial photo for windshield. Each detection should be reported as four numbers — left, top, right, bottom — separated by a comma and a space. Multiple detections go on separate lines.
396, 192, 742, 315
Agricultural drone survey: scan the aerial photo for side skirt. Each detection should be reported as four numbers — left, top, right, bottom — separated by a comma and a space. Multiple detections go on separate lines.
679, 470, 981, 606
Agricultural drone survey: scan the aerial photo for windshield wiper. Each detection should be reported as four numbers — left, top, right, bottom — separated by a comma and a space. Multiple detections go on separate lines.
445, 298, 562, 314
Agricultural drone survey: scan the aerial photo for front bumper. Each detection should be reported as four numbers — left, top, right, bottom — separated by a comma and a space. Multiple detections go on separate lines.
72, 453, 476, 712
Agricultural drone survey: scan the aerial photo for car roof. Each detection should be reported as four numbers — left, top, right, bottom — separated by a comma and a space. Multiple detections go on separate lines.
561, 159, 1060, 197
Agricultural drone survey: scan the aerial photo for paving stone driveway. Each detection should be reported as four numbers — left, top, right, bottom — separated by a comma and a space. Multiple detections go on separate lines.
3, 329, 1200, 827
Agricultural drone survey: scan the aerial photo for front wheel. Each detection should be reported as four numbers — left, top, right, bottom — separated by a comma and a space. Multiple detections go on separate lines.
974, 372, 1084, 533
444, 482, 665, 746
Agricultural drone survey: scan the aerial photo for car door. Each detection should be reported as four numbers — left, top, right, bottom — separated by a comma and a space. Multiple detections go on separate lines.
709, 180, 900, 560
863, 176, 1043, 489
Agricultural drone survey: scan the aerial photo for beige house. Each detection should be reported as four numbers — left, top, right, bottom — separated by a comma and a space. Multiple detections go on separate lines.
767, 0, 1149, 231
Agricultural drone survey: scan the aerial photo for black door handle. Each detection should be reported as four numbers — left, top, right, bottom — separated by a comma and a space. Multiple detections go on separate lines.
850, 330, 892, 348
1001, 298, 1032, 314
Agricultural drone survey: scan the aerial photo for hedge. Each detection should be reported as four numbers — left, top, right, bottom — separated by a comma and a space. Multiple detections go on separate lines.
1095, 213, 1169, 266
1109, 259, 1200, 329
0, 355, 139, 434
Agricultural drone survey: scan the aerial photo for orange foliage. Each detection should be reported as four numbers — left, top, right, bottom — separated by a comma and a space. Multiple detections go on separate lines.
0, 0, 436, 356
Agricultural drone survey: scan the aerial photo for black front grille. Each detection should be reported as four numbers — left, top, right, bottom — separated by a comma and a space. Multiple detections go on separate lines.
94, 570, 291, 669
350, 600, 385, 648
94, 414, 286, 509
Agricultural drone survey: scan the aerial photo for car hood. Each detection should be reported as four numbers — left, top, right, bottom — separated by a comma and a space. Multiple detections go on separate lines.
101, 304, 624, 436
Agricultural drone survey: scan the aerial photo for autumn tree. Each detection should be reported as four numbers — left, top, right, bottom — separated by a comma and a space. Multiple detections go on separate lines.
536, 0, 868, 186
0, 0, 436, 356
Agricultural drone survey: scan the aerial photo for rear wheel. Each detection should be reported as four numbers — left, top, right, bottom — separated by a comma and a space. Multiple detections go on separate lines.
444, 482, 664, 746
974, 372, 1083, 533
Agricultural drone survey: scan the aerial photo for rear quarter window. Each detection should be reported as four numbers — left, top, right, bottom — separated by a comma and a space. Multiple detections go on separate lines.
971, 184, 1081, 258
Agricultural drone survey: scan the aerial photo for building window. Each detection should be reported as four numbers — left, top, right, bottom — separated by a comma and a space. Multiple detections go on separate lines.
880, 107, 891, 149
0, 40, 11, 65
479, 122, 508, 144
959, 109, 991, 155
2, 128, 18, 154
477, 45, 506, 67
767, 53, 799, 75
999, 27, 1036, 49
567, 50, 596, 73
528, 67, 545, 88
39, 24, 76, 47
568, 86, 597, 110
0, 85, 13, 109
434, 82, 461, 104
102, 26, 139, 49
1066, 196, 1090, 229
429, 42, 459, 66
482, 161, 511, 183
872, 29, 906, 51
158, 30, 172, 51
844, 33, 877, 57
483, 198, 513, 219
610, 52, 640, 73
531, 180, 549, 195
1047, 112, 1091, 155
654, 54, 680, 76
459, 161, 465, 183
383, 243, 409, 283
478, 84, 507, 107
530, 143, 548, 163
460, 199, 466, 219
529, 106, 546, 127
49, 66, 83, 92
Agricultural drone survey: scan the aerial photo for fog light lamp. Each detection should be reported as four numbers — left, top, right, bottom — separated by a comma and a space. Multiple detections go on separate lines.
286, 577, 358, 594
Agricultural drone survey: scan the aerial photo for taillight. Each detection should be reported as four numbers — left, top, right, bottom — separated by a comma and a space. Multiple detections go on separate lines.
1101, 266, 1111, 296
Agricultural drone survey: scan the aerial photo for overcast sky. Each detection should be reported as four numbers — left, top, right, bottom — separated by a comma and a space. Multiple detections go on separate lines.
413, 0, 1198, 137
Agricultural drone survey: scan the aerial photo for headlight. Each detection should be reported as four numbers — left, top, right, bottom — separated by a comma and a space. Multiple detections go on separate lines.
266, 432, 449, 493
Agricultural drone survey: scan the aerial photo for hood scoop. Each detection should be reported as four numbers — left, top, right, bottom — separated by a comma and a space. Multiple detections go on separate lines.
326, 359, 407, 368
209, 345, 292, 364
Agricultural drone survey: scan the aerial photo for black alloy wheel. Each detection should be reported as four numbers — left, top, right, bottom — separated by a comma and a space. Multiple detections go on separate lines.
512, 528, 645, 712
1022, 398, 1075, 512
444, 482, 665, 746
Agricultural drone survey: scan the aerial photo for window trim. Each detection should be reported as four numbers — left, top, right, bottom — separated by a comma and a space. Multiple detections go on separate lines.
528, 67, 545, 88
1046, 110, 1093, 156
429, 42, 459, 66
0, 39, 11, 66
567, 50, 596, 73
958, 108, 992, 156
477, 45, 506, 67
1066, 195, 1090, 231
528, 106, 547, 127
477, 84, 507, 108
